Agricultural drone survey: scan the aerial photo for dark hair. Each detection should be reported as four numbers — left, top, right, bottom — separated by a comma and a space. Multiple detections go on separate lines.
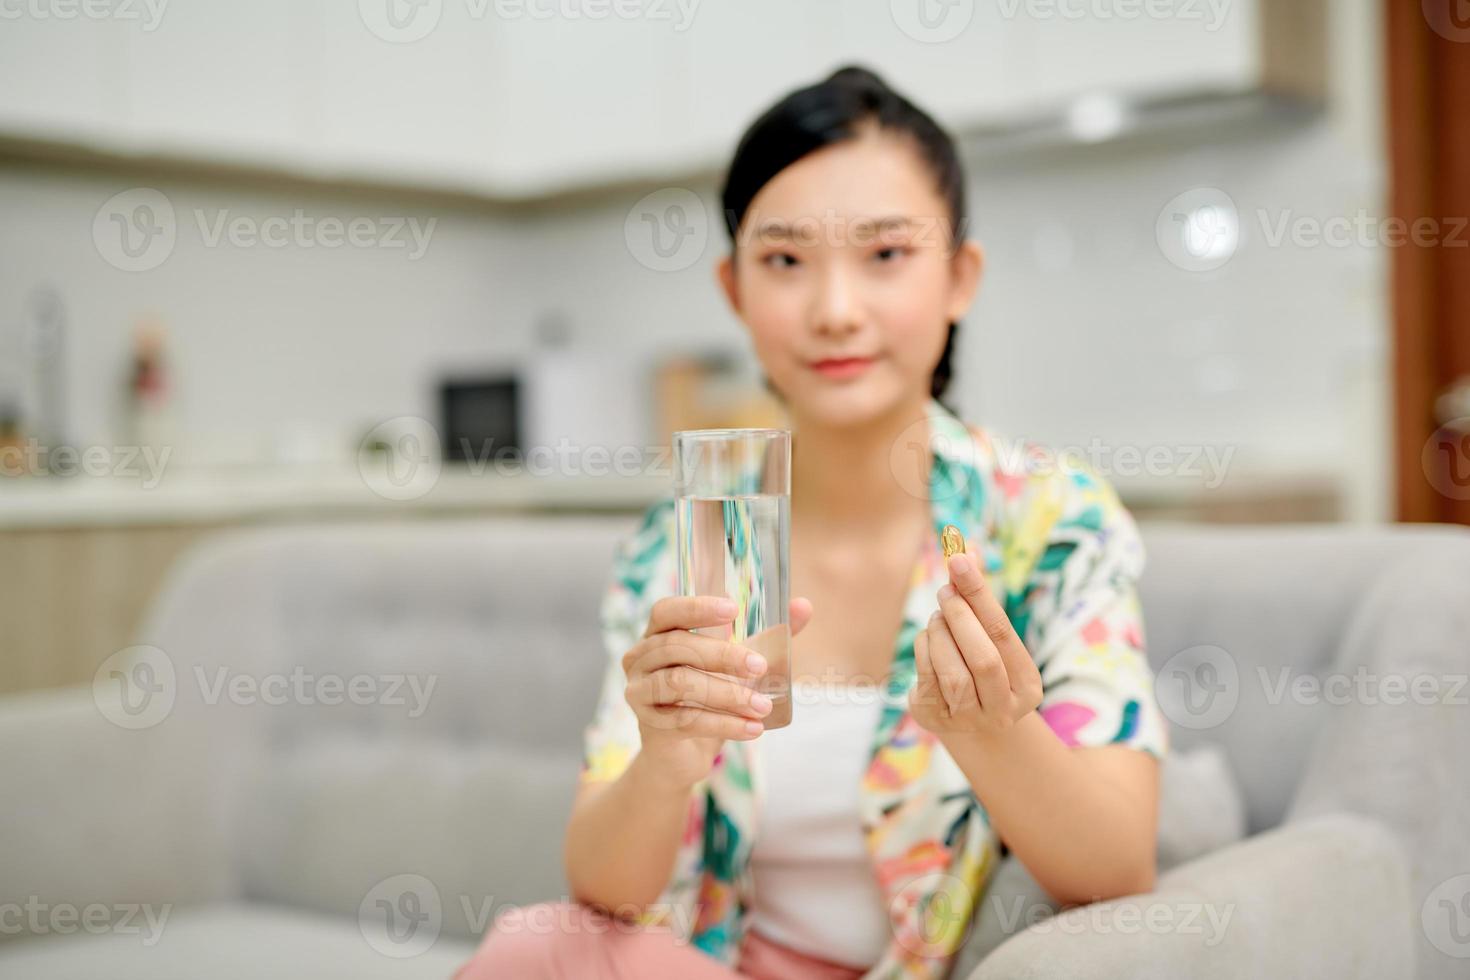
720, 65, 967, 412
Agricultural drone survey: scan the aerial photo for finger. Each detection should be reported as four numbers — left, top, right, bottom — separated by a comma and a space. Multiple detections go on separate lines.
789, 597, 814, 637
645, 594, 736, 639
632, 631, 768, 680
640, 665, 772, 719
926, 611, 977, 715
643, 704, 765, 740
911, 626, 943, 714
946, 553, 1033, 687
937, 583, 1009, 708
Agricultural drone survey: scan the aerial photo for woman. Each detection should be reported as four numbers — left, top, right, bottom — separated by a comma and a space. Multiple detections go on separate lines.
457, 65, 1168, 980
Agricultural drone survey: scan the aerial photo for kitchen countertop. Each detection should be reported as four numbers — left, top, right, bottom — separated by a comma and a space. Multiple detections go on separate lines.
0, 463, 672, 529
0, 462, 1346, 530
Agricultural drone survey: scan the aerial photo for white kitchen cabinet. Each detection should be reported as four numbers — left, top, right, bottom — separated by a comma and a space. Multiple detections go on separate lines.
0, 11, 131, 146
0, 0, 1312, 201
118, 0, 311, 169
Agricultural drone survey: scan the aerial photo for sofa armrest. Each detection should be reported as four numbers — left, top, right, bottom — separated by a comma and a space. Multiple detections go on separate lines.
0, 688, 233, 933
967, 813, 1414, 980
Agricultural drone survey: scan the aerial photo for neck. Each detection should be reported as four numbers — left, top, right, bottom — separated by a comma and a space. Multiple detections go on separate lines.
789, 394, 935, 532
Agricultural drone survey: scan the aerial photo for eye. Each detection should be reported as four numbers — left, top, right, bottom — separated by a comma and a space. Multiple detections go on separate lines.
873, 246, 910, 263
762, 252, 800, 269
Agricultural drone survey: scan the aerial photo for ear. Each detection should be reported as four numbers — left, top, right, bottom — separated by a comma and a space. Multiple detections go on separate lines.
945, 239, 984, 323
716, 253, 741, 315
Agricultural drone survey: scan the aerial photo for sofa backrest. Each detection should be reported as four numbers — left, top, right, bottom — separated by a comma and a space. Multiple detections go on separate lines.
138, 513, 1470, 931
1137, 522, 1470, 832
138, 515, 637, 938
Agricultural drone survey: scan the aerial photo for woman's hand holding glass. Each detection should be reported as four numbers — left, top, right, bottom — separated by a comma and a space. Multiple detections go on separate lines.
622, 595, 813, 790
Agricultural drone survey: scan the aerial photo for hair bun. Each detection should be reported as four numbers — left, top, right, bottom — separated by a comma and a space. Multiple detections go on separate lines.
825, 64, 890, 93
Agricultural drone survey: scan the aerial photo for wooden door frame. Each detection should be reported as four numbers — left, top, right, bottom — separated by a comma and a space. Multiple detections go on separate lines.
1387, 2, 1470, 523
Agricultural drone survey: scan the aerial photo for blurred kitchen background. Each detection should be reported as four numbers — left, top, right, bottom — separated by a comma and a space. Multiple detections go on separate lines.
2, 0, 1468, 693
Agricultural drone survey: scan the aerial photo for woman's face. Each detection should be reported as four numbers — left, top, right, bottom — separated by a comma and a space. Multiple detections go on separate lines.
718, 126, 982, 428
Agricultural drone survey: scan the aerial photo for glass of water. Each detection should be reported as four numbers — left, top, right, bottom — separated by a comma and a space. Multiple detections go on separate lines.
672, 427, 792, 730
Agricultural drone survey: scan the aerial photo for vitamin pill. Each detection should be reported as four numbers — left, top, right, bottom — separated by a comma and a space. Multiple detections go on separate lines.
941, 524, 966, 558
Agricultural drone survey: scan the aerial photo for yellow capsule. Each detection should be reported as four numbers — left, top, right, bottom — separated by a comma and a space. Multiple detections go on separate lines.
941, 524, 966, 558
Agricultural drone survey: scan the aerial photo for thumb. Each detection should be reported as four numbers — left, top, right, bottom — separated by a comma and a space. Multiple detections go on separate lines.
789, 596, 814, 637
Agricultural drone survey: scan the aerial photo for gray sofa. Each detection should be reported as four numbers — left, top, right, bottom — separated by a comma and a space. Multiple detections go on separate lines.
2, 516, 1467, 979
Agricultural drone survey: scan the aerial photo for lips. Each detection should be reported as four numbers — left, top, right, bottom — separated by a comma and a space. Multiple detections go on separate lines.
810, 356, 875, 379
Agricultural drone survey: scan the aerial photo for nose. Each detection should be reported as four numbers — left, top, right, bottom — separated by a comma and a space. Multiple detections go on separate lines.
812, 263, 862, 337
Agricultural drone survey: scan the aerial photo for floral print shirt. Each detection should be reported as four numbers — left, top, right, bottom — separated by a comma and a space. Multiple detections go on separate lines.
578, 396, 1169, 979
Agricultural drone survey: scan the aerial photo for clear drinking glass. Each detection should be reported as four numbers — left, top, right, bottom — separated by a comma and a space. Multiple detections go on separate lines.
672, 427, 792, 730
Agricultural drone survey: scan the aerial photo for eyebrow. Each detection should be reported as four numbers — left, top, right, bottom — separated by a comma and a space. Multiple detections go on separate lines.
750, 215, 923, 242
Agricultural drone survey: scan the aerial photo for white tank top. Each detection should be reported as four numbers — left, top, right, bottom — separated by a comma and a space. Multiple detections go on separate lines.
748, 680, 891, 969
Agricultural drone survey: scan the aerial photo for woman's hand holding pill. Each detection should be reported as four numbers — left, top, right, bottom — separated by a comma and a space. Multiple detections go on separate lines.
910, 531, 1044, 741
622, 594, 813, 790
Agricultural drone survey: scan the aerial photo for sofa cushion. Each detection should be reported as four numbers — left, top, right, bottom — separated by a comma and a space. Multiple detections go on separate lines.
0, 902, 476, 980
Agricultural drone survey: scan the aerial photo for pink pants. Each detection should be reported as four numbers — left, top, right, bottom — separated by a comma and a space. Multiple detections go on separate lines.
453, 901, 868, 980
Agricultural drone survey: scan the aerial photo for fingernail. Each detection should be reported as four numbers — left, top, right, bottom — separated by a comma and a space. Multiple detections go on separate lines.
716, 598, 737, 617
745, 720, 764, 735
746, 653, 767, 675
750, 693, 773, 714
938, 583, 956, 601
949, 555, 971, 576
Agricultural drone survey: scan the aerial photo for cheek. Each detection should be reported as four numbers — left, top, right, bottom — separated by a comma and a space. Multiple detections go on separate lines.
871, 262, 953, 362
737, 274, 807, 360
